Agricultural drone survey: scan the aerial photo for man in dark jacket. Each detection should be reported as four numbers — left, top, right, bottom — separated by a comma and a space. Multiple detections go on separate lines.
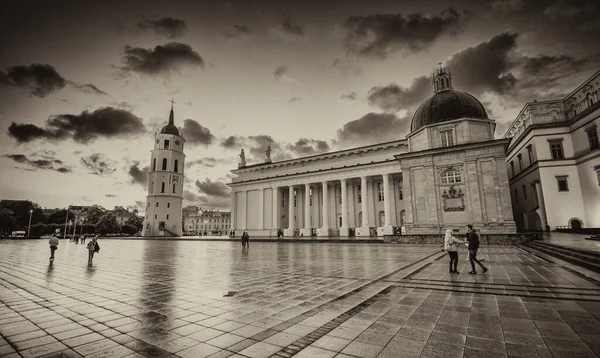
466, 225, 488, 274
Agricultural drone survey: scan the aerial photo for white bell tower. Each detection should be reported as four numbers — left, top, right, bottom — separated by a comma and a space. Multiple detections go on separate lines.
142, 101, 185, 237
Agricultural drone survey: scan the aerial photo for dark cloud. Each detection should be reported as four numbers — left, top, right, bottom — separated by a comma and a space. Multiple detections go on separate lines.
179, 119, 214, 145
340, 92, 359, 102
273, 66, 288, 80
367, 76, 431, 112
221, 135, 239, 148
105, 194, 117, 198
220, 134, 292, 162
8, 107, 146, 144
342, 8, 471, 59
224, 25, 251, 38
286, 138, 329, 156
136, 17, 188, 39
195, 178, 230, 197
332, 59, 361, 76
287, 97, 301, 103
273, 9, 305, 39
0, 63, 66, 97
120, 42, 204, 76
71, 83, 108, 96
187, 157, 231, 168
81, 153, 117, 176
447, 32, 518, 95
336, 112, 411, 147
183, 188, 229, 209
128, 161, 148, 188
3, 154, 71, 173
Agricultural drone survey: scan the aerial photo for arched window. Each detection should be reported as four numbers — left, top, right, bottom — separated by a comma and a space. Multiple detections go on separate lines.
174, 160, 178, 173
150, 181, 154, 193
441, 170, 462, 184
162, 158, 167, 170
152, 158, 156, 171
161, 182, 165, 193
173, 183, 176, 193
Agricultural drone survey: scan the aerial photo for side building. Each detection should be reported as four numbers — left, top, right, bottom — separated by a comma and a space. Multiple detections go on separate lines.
182, 206, 231, 235
504, 70, 600, 231
229, 67, 516, 237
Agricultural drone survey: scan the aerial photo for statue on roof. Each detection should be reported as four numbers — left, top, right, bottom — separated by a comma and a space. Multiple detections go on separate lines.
238, 149, 246, 168
265, 145, 272, 163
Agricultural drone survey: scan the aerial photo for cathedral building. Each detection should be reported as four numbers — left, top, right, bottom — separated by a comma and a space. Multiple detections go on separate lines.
229, 67, 516, 237
505, 70, 600, 231
141, 104, 186, 237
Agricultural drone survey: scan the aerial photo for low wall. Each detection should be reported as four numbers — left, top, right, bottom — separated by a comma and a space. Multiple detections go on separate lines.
383, 233, 542, 245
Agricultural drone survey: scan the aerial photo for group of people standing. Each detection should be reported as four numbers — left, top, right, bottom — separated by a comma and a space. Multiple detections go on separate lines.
444, 224, 488, 275
241, 231, 250, 248
48, 234, 100, 264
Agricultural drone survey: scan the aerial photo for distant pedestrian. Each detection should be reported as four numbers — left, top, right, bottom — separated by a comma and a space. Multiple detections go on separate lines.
86, 237, 100, 264
545, 224, 551, 238
81, 235, 86, 244
466, 225, 488, 274
444, 229, 464, 274
49, 235, 59, 262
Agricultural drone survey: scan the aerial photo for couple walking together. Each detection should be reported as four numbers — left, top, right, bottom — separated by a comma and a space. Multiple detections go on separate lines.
444, 224, 488, 275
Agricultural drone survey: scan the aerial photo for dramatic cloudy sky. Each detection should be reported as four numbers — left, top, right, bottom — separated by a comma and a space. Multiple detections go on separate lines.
1, 0, 598, 212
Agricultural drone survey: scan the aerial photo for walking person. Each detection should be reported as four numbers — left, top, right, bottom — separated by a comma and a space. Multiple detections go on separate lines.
49, 234, 59, 262
444, 229, 464, 274
466, 225, 488, 274
86, 237, 100, 264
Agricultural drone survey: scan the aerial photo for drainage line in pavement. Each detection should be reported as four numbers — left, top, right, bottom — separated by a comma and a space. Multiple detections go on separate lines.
392, 277, 600, 291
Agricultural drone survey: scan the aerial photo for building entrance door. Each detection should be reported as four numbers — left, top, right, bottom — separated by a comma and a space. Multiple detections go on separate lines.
571, 219, 582, 230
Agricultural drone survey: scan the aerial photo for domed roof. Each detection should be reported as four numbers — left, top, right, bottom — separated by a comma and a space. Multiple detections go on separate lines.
411, 89, 488, 132
160, 105, 180, 136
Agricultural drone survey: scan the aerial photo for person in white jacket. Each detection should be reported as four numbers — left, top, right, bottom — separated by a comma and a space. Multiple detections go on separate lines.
444, 229, 466, 274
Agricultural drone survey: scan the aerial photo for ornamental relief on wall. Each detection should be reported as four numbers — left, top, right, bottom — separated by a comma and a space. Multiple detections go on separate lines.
441, 186, 465, 212
437, 165, 466, 212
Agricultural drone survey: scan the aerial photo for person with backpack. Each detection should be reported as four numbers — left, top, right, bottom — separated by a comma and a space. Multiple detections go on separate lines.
444, 229, 465, 274
86, 237, 100, 264
466, 225, 488, 274
48, 234, 59, 262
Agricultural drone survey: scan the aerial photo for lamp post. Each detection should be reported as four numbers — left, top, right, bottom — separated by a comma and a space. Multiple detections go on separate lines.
80, 217, 85, 235
63, 205, 70, 239
27, 210, 33, 237
72, 211, 78, 238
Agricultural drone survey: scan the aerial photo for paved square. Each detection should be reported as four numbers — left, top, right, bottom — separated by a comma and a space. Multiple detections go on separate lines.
1, 239, 600, 357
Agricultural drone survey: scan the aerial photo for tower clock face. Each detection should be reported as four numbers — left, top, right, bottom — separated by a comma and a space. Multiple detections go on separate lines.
175, 140, 180, 145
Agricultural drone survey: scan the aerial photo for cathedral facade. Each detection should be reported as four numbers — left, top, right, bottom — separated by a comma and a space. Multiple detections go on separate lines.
229, 68, 516, 237
141, 105, 186, 237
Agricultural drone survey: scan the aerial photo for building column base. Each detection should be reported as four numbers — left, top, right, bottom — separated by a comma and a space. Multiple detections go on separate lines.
339, 226, 350, 237
300, 228, 313, 237
317, 227, 331, 237
378, 225, 395, 236
284, 228, 296, 237
357, 226, 372, 237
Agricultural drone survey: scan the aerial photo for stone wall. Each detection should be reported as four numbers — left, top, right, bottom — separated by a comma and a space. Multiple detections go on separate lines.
383, 233, 540, 245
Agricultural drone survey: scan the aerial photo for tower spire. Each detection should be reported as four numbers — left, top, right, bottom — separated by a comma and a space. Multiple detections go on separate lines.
169, 98, 175, 125
432, 64, 452, 93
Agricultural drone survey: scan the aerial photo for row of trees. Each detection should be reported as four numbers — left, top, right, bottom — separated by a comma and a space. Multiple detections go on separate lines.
0, 200, 144, 236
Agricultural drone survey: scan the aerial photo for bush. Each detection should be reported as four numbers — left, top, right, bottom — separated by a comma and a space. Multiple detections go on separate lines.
121, 224, 137, 235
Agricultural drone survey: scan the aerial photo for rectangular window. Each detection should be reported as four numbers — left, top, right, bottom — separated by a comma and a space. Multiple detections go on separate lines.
522, 185, 527, 199
510, 162, 515, 177
358, 184, 362, 203
293, 190, 297, 207
556, 176, 569, 192
518, 154, 523, 171
398, 181, 403, 200
514, 188, 519, 203
339, 187, 342, 204
166, 214, 169, 220
587, 127, 599, 150
377, 182, 384, 202
440, 130, 454, 147
282, 195, 285, 207
156, 202, 159, 207
152, 158, 156, 171
167, 203, 170, 208
527, 145, 533, 165
164, 140, 169, 149
549, 141, 564, 159
309, 188, 312, 206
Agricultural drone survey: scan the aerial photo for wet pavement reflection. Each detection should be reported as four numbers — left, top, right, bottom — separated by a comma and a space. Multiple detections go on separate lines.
0, 239, 600, 357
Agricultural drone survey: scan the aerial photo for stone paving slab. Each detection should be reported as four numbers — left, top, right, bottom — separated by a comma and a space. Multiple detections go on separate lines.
0, 239, 599, 357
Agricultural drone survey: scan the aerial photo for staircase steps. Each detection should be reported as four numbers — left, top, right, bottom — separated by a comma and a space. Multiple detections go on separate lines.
524, 241, 600, 274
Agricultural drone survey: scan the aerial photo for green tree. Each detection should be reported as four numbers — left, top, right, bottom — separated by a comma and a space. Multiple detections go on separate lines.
0, 208, 18, 235
126, 215, 144, 232
95, 213, 118, 235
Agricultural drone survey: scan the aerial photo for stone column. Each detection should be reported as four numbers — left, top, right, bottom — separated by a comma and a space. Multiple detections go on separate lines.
230, 188, 236, 232
339, 179, 349, 236
534, 180, 548, 229
301, 184, 312, 237
258, 188, 264, 230
284, 186, 295, 237
272, 187, 279, 233
359, 176, 370, 236
381, 173, 394, 235
318, 181, 330, 236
